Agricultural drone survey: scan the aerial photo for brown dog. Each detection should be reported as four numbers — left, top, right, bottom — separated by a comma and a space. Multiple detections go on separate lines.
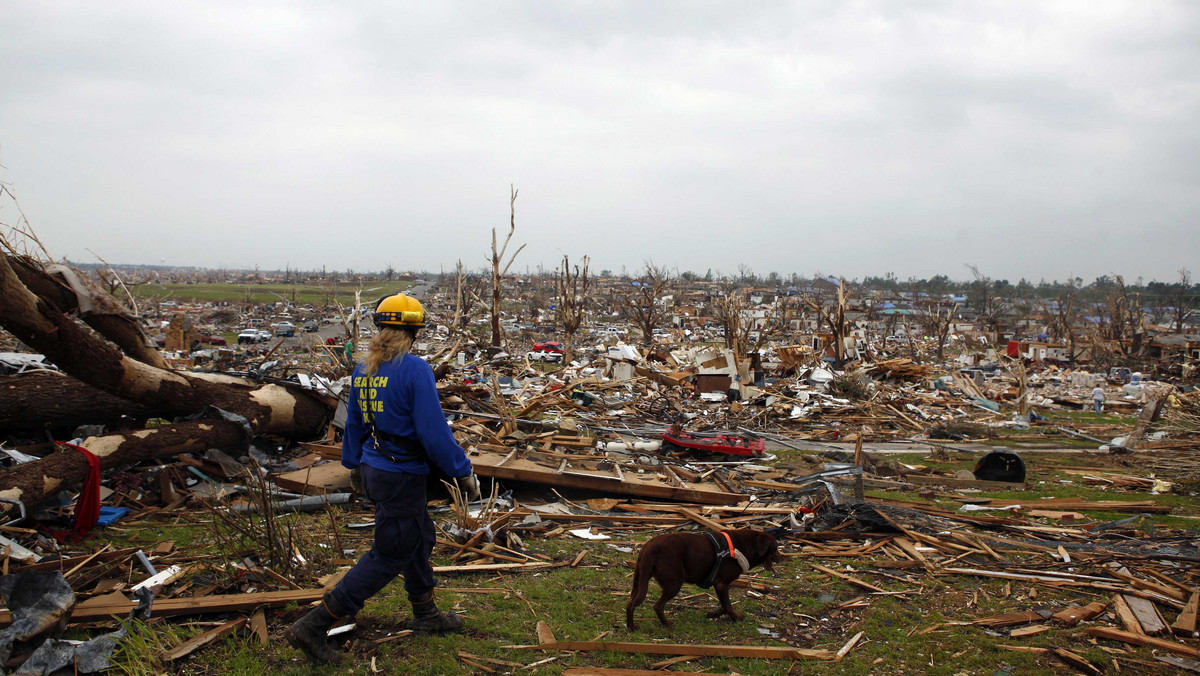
626, 528, 782, 630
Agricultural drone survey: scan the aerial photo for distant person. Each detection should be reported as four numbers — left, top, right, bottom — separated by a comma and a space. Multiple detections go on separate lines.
343, 338, 355, 367
1091, 385, 1105, 413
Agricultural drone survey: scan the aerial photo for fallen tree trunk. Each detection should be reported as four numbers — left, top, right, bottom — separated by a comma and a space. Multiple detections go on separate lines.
0, 420, 245, 509
0, 371, 158, 432
0, 253, 332, 515
8, 255, 167, 369
0, 253, 330, 437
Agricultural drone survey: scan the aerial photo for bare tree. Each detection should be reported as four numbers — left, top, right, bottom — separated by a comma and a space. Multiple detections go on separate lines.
710, 281, 749, 356
965, 264, 1009, 342
1045, 280, 1080, 366
1169, 268, 1195, 334
488, 185, 526, 348
918, 301, 958, 361
805, 278, 853, 366
617, 262, 673, 346
555, 255, 590, 362
1102, 274, 1145, 357
449, 259, 487, 339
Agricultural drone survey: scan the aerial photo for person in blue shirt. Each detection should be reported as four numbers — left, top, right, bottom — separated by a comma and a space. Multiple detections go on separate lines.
287, 293, 480, 665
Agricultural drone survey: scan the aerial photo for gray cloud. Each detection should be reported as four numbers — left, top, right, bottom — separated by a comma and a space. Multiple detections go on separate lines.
1, 0, 1197, 282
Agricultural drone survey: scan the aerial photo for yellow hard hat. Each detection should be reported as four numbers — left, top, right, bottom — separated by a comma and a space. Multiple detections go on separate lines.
373, 293, 425, 329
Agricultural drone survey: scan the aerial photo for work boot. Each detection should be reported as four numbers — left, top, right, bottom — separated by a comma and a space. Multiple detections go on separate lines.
410, 592, 464, 634
285, 595, 347, 665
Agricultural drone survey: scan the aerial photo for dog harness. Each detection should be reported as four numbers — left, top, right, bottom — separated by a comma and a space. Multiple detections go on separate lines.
699, 531, 751, 589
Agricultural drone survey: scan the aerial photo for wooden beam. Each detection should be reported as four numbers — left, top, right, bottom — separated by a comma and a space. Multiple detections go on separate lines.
0, 588, 325, 625
1172, 592, 1199, 638
470, 450, 743, 505
677, 508, 725, 533
1121, 594, 1169, 635
1087, 627, 1200, 658
1051, 602, 1105, 627
164, 617, 247, 661
810, 564, 886, 594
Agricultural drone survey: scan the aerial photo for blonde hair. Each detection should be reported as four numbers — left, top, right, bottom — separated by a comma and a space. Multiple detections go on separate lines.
363, 327, 415, 376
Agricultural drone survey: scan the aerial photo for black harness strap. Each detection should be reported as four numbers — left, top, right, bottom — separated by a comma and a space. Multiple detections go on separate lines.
699, 531, 734, 589
361, 375, 428, 466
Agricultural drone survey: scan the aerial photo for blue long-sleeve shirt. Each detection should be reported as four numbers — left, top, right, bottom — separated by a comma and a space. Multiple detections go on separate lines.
342, 353, 472, 478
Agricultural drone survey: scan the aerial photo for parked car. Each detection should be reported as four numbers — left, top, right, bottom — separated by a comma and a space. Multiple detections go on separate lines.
257, 330, 273, 342
275, 322, 297, 337
237, 329, 261, 345
528, 341, 565, 362
302, 321, 319, 333
200, 334, 227, 346
532, 341, 564, 354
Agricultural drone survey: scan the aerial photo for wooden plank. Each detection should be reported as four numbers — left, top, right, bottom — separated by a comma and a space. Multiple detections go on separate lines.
1, 588, 325, 625
433, 562, 563, 574
1172, 592, 1199, 638
164, 617, 247, 661
470, 450, 743, 505
1112, 594, 1145, 635
563, 670, 722, 676
973, 611, 1044, 628
1050, 648, 1102, 676
14, 547, 139, 573
273, 462, 352, 496
810, 564, 886, 593
1122, 594, 1168, 635
517, 628, 834, 661
677, 508, 725, 533
1009, 625, 1051, 638
902, 475, 1026, 490
1051, 602, 1105, 627
1087, 627, 1200, 658
249, 608, 268, 646
536, 640, 834, 660
835, 631, 864, 661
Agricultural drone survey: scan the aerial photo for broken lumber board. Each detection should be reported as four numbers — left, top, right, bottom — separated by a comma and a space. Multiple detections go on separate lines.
164, 617, 247, 661
677, 508, 725, 532
513, 512, 687, 526
470, 450, 743, 505
1112, 594, 1145, 635
562, 670, 719, 676
512, 621, 834, 660
0, 588, 325, 625
1051, 602, 1106, 627
532, 640, 836, 661
1087, 627, 1200, 658
1121, 594, 1169, 635
1050, 647, 1102, 675
1173, 592, 1199, 638
296, 441, 342, 460
433, 562, 563, 573
273, 462, 352, 495
810, 564, 886, 593
902, 475, 1027, 490
15, 547, 139, 573
973, 611, 1044, 628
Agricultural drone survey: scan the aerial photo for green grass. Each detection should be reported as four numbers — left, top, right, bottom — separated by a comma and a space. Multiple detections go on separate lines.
130, 282, 413, 307
80, 442, 1200, 675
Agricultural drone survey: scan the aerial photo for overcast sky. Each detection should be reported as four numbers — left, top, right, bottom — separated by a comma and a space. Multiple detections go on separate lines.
2, 1, 1197, 284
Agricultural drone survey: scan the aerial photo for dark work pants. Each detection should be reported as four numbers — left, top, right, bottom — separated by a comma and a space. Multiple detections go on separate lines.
328, 465, 437, 615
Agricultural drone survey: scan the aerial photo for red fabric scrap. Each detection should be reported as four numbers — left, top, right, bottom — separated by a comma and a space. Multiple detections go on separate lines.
58, 441, 102, 536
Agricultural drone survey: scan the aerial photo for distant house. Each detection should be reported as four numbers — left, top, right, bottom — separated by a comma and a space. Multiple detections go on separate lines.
1007, 340, 1070, 362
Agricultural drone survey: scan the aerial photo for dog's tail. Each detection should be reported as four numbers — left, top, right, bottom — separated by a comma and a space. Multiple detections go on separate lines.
625, 550, 652, 629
